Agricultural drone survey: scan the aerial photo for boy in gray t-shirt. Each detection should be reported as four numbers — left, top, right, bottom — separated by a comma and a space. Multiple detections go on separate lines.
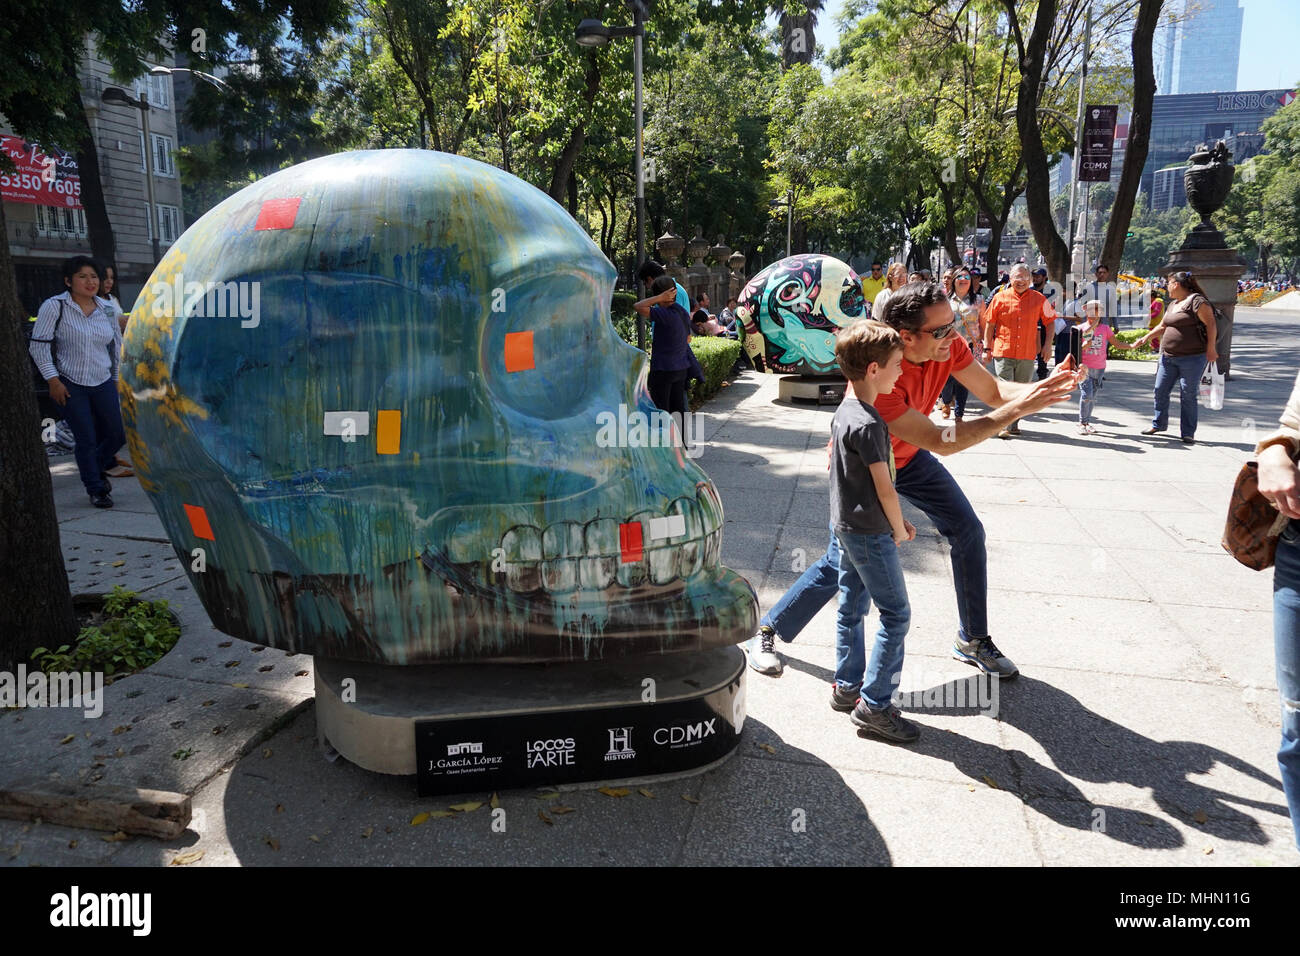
829, 321, 921, 743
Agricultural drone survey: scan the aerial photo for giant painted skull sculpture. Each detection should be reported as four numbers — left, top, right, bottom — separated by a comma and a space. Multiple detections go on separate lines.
738, 254, 866, 375
121, 150, 756, 664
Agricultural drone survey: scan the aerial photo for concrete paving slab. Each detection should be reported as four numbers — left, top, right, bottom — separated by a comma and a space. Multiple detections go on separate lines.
60, 530, 186, 595
1108, 548, 1273, 610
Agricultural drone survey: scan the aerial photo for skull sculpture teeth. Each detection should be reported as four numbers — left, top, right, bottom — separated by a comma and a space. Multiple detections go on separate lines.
121, 149, 757, 664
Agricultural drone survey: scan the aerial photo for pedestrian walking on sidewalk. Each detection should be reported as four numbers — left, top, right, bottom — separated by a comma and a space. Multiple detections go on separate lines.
28, 255, 127, 509
1255, 368, 1300, 852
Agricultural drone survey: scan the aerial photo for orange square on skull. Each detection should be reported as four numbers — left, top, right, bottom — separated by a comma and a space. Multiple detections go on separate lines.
504, 331, 535, 373
184, 503, 215, 541
376, 410, 401, 454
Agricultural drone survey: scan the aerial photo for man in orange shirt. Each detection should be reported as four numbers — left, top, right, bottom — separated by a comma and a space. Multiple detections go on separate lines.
984, 263, 1055, 437
745, 282, 1079, 683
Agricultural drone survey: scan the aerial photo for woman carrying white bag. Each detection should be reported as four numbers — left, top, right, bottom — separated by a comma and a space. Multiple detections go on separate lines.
1133, 271, 1219, 444
1202, 360, 1226, 411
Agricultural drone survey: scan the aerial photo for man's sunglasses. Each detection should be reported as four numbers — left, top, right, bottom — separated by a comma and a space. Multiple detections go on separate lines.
914, 319, 957, 340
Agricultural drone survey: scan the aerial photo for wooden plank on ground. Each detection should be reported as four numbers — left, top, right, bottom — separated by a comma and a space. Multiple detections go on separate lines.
0, 780, 191, 839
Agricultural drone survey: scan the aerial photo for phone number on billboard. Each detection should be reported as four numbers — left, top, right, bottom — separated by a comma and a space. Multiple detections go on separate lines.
0, 172, 80, 195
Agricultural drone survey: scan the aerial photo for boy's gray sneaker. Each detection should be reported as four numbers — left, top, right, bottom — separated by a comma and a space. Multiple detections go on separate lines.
953, 635, 1019, 679
850, 701, 920, 743
744, 626, 783, 676
830, 682, 860, 712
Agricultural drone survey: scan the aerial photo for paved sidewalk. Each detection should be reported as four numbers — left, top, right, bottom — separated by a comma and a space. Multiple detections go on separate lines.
2, 307, 1297, 866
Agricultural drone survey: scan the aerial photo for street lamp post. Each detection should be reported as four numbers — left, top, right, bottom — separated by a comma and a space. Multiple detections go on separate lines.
103, 86, 159, 265
577, 1, 648, 350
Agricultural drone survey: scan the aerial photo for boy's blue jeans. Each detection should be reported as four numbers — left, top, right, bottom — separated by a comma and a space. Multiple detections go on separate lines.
834, 529, 911, 710
1273, 527, 1300, 850
1079, 366, 1105, 424
1151, 352, 1206, 438
762, 450, 987, 644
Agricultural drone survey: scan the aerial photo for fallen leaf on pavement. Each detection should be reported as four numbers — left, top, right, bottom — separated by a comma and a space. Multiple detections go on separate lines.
638, 788, 654, 798
1193, 810, 1208, 824
551, 805, 576, 815
982, 775, 999, 790
111, 560, 125, 567
682, 794, 700, 804
410, 812, 430, 826
1203, 846, 1214, 855
757, 743, 776, 755
262, 748, 273, 758
308, 835, 320, 843
59, 735, 75, 745
449, 801, 483, 812
538, 810, 553, 826
274, 804, 284, 814
598, 787, 630, 798
101, 831, 128, 843
67, 840, 78, 849
264, 836, 280, 851
490, 793, 500, 809
537, 792, 561, 800
170, 850, 204, 866
361, 827, 373, 839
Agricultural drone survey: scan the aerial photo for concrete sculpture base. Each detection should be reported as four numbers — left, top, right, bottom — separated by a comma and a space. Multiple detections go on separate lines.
778, 375, 846, 406
314, 646, 746, 795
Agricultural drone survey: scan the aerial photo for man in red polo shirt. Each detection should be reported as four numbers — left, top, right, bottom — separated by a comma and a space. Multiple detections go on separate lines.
744, 282, 1079, 684
984, 263, 1056, 437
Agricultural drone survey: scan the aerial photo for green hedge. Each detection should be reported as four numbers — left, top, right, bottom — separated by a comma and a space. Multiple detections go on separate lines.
611, 292, 638, 344
688, 336, 742, 405
1108, 327, 1158, 362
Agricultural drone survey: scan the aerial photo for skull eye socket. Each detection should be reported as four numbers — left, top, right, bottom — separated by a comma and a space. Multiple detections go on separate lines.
481, 274, 598, 420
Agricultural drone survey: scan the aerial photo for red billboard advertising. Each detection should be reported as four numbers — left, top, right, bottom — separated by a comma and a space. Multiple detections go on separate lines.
0, 136, 82, 209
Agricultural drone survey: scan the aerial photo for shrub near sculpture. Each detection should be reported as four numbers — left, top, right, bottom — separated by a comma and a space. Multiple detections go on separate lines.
121, 149, 756, 666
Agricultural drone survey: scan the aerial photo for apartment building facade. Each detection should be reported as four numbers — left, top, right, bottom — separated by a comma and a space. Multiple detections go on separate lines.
3, 35, 185, 315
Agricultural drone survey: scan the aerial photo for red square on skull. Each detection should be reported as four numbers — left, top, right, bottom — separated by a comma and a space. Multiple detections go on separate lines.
504, 331, 535, 372
619, 522, 643, 563
184, 503, 215, 541
254, 197, 302, 231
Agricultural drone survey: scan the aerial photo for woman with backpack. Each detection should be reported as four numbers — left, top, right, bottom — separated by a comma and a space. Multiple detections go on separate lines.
1133, 270, 1218, 445
28, 255, 126, 508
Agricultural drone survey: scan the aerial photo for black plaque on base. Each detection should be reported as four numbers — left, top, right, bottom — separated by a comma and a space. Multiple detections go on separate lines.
415, 684, 740, 796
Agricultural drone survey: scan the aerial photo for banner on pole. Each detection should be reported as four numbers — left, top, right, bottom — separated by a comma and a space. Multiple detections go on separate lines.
0, 136, 82, 208
1079, 105, 1118, 183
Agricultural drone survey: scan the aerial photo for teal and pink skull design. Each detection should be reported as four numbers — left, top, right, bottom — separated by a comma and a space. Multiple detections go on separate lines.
738, 255, 867, 375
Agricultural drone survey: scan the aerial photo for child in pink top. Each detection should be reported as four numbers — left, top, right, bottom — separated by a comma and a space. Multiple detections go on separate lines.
1076, 300, 1136, 434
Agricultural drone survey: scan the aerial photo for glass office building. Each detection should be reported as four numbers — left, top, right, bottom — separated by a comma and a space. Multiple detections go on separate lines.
1154, 0, 1244, 95
1141, 88, 1296, 207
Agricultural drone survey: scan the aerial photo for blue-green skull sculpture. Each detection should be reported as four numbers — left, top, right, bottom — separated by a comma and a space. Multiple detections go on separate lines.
120, 150, 756, 664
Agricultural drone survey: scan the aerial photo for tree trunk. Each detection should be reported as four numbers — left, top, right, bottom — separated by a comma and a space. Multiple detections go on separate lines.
547, 50, 600, 205
71, 85, 116, 267
0, 204, 78, 672
1008, 0, 1071, 282
1098, 0, 1161, 274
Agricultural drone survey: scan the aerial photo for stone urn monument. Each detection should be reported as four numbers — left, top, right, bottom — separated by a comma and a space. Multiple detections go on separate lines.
1183, 140, 1236, 250
1159, 140, 1247, 375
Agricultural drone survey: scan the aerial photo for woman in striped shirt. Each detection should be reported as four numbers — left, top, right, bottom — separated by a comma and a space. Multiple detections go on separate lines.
28, 256, 127, 508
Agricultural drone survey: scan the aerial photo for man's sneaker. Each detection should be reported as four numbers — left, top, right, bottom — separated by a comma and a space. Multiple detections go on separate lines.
830, 682, 860, 712
1007, 423, 1022, 435
953, 635, 1019, 679
744, 626, 783, 676
89, 492, 113, 509
850, 700, 920, 743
